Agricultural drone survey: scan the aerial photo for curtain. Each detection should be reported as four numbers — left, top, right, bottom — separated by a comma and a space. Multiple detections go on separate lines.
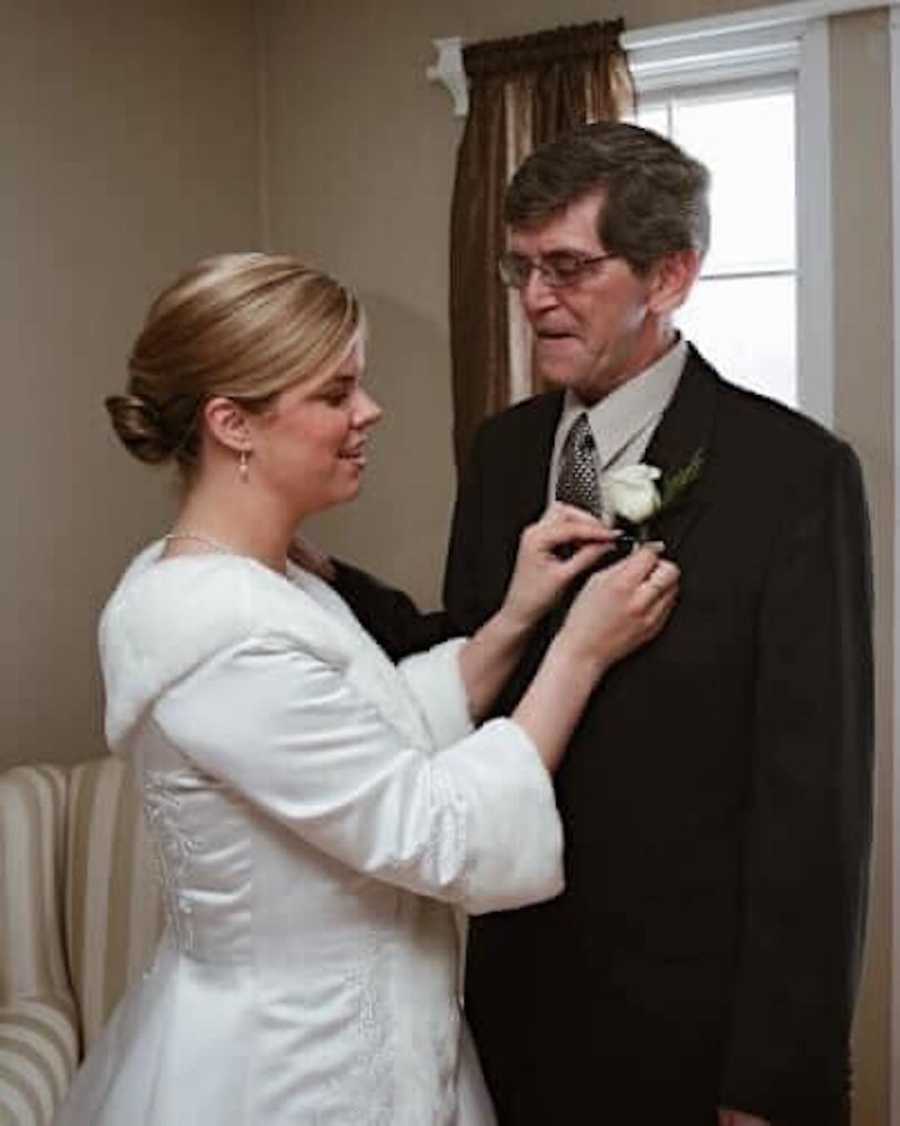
448, 21, 634, 470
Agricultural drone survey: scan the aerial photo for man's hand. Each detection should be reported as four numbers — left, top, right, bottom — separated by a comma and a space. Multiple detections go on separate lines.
718, 1109, 770, 1126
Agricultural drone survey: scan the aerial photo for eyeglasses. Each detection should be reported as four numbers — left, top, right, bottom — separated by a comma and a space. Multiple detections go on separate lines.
498, 250, 619, 290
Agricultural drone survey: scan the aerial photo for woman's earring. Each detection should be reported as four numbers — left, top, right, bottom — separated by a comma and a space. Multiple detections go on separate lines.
239, 449, 250, 483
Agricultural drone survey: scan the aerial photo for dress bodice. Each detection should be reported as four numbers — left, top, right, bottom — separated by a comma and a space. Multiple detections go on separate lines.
54, 544, 563, 1125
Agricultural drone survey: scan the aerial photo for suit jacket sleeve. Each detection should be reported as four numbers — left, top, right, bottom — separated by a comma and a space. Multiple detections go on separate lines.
444, 423, 501, 635
720, 440, 874, 1120
332, 560, 456, 660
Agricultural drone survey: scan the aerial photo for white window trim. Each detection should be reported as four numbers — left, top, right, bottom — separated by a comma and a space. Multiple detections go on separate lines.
890, 11, 900, 1126
793, 21, 834, 427
622, 0, 892, 50
625, 17, 805, 90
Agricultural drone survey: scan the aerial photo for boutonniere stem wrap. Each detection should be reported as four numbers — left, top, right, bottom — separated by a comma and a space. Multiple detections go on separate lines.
602, 448, 705, 543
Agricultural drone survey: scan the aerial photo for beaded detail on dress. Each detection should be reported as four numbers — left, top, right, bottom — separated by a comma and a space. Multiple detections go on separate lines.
142, 770, 199, 953
332, 927, 394, 1124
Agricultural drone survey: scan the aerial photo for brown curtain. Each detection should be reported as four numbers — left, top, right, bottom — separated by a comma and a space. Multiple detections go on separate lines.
449, 21, 634, 470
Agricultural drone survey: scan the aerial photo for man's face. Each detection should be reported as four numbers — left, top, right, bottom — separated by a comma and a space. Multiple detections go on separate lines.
509, 192, 664, 404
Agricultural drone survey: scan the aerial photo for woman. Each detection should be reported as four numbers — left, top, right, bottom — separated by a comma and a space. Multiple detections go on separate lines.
55, 253, 678, 1125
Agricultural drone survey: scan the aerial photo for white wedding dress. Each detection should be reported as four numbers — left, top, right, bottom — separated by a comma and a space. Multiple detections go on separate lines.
54, 543, 564, 1126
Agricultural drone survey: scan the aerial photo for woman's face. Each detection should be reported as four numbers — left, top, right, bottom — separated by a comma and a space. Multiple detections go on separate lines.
248, 338, 382, 518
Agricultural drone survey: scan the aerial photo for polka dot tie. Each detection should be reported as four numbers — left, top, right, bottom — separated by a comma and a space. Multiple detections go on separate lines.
555, 411, 600, 515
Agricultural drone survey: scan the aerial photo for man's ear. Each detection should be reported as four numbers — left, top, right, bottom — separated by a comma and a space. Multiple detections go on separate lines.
647, 250, 702, 316
203, 396, 253, 454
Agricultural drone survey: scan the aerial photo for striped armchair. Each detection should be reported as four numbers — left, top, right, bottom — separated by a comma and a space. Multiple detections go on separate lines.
0, 757, 162, 1125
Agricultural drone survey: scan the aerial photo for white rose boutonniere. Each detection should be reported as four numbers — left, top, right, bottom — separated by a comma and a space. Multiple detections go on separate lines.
603, 448, 705, 541
602, 464, 662, 524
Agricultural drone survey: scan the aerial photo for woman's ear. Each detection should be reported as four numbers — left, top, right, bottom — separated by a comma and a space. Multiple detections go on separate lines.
647, 250, 702, 316
203, 396, 253, 454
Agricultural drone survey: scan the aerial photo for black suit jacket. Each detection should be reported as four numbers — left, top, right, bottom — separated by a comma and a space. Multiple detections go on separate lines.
438, 347, 873, 1125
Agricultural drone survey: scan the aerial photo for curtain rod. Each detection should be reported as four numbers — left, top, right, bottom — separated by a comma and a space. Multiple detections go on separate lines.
428, 0, 898, 116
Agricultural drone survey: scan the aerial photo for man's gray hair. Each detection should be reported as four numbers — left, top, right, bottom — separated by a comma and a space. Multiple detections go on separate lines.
505, 121, 711, 274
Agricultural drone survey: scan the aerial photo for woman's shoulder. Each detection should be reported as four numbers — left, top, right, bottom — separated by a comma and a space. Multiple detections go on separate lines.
105, 545, 350, 660
99, 545, 350, 748
105, 548, 249, 642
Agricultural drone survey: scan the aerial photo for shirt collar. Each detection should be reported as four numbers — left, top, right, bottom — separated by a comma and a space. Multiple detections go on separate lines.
558, 337, 687, 469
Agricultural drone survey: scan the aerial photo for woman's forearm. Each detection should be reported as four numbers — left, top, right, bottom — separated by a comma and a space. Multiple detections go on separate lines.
459, 617, 608, 772
511, 637, 607, 773
460, 545, 678, 776
456, 509, 617, 722
458, 607, 534, 721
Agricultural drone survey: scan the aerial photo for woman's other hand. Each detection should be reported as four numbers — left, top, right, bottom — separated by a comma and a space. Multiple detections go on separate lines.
559, 545, 679, 675
499, 503, 620, 632
512, 546, 679, 772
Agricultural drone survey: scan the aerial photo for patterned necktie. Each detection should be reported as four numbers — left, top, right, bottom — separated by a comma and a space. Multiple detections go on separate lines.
555, 411, 600, 515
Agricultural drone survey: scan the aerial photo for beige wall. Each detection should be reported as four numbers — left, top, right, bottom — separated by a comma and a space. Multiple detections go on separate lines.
832, 12, 893, 1125
5, 0, 892, 1119
260, 1, 894, 1122
3, 0, 261, 770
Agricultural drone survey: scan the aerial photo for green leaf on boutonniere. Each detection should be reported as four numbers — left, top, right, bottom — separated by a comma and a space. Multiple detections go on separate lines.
608, 448, 706, 547
656, 447, 705, 517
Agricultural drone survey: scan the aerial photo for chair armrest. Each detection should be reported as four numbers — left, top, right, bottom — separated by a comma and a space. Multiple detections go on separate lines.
0, 765, 72, 1000
0, 996, 78, 1126
65, 755, 163, 1049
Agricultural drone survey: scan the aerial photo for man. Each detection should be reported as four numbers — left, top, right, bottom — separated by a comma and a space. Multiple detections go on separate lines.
438, 122, 873, 1126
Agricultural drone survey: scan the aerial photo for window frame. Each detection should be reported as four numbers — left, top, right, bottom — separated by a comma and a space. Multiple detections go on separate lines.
890, 12, 900, 1122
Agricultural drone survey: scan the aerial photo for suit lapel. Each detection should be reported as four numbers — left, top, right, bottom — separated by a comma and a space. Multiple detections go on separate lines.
493, 357, 718, 572
498, 393, 567, 664
641, 346, 719, 557
508, 392, 565, 529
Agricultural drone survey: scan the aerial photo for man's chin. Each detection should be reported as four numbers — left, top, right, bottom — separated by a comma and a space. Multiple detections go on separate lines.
534, 365, 600, 401
532, 361, 576, 389
538, 361, 638, 403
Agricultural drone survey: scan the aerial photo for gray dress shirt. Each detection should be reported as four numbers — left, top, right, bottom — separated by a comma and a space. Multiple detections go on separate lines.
547, 338, 688, 520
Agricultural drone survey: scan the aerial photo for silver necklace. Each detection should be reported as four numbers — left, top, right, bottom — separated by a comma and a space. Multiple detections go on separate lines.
163, 531, 288, 576
163, 531, 240, 555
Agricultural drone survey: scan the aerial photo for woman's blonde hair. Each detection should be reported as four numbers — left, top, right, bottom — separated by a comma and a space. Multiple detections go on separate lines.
106, 253, 363, 472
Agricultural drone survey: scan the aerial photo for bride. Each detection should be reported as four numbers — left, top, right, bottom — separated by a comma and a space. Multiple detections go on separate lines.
54, 252, 678, 1125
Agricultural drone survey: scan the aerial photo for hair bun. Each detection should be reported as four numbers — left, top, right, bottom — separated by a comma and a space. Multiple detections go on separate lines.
105, 394, 173, 464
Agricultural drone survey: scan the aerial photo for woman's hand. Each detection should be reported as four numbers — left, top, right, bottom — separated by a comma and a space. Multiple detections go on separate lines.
499, 503, 620, 633
459, 505, 617, 722
718, 1111, 770, 1126
513, 545, 679, 773
558, 545, 680, 675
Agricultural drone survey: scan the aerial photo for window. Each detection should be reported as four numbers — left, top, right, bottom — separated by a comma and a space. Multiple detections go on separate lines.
623, 12, 833, 426
636, 82, 798, 407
